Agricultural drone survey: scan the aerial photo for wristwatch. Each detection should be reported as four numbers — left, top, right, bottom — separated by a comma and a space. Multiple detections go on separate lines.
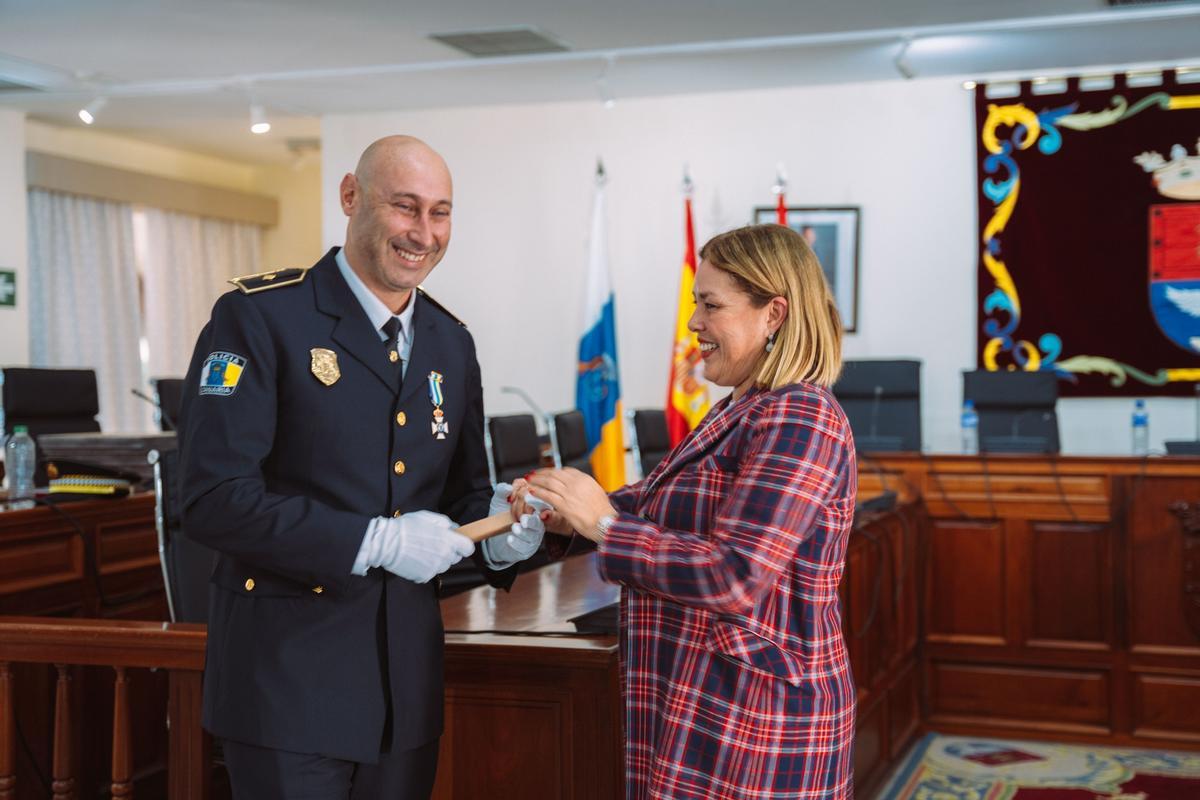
595, 514, 616, 538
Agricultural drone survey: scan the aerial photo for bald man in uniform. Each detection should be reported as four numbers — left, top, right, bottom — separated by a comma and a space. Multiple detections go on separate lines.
179, 136, 543, 798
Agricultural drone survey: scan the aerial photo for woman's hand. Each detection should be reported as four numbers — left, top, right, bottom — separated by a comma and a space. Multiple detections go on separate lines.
527, 468, 617, 543
511, 477, 573, 536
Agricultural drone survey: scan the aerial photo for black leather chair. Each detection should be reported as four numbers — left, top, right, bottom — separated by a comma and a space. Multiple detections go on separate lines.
963, 369, 1060, 454
150, 448, 215, 623
832, 359, 922, 452
487, 414, 542, 484
550, 410, 593, 475
0, 367, 100, 438
630, 409, 671, 479
150, 377, 185, 432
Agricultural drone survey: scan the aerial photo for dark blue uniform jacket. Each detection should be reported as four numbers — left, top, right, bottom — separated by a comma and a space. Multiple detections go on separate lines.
179, 247, 514, 762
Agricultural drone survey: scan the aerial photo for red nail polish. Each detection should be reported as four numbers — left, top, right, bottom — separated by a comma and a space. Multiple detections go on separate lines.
506, 494, 513, 503
540, 511, 550, 521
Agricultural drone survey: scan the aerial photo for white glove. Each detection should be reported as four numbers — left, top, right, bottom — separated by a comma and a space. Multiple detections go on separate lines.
353, 510, 475, 583
482, 483, 548, 568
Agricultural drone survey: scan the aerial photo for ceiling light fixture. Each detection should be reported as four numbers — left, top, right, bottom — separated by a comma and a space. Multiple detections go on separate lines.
249, 102, 271, 135
596, 54, 616, 110
962, 80, 978, 90
78, 96, 107, 125
893, 37, 916, 80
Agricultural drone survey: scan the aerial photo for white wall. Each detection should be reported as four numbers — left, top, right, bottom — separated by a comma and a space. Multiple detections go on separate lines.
323, 77, 1198, 455
0, 109, 28, 367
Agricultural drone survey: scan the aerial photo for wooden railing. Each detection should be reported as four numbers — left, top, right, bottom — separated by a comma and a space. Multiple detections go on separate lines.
0, 617, 208, 800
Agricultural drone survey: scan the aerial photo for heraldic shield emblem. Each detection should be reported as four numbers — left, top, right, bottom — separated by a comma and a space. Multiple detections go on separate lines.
310, 347, 340, 386
1148, 203, 1200, 355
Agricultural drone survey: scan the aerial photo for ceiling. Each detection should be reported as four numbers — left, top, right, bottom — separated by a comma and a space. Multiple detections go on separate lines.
1, 0, 1199, 165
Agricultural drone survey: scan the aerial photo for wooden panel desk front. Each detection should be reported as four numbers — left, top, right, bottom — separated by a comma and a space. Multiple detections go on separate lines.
0, 494, 170, 799
860, 453, 1200, 749
435, 499, 923, 800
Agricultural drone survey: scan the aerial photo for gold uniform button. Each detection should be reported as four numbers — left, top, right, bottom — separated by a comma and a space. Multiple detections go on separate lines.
312, 585, 325, 595
388, 350, 399, 363
392, 509, 402, 518
244, 578, 255, 592
393, 460, 406, 475
396, 411, 407, 426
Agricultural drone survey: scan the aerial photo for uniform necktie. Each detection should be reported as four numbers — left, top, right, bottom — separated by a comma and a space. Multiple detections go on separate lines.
382, 317, 402, 368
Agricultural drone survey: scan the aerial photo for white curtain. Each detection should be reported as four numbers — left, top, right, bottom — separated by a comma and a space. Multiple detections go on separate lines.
140, 208, 261, 380
27, 189, 148, 432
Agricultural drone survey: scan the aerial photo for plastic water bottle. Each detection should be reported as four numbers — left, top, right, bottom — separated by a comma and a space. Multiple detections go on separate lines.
961, 400, 979, 455
5, 425, 36, 505
1131, 399, 1149, 456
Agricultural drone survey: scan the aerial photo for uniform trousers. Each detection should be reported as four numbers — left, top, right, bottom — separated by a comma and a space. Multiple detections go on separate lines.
222, 737, 439, 800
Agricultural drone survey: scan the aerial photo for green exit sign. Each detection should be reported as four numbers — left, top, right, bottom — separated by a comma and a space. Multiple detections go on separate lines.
0, 270, 14, 308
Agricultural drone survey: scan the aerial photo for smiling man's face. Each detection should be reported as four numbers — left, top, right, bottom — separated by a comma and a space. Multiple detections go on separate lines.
340, 136, 453, 312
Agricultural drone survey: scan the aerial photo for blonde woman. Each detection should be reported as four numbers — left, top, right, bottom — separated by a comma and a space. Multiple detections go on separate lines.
524, 224, 856, 799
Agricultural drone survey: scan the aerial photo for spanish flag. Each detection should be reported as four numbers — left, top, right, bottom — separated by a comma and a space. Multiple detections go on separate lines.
665, 177, 710, 446
577, 161, 626, 491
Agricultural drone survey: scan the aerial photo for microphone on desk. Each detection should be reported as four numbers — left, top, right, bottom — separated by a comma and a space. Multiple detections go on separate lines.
868, 385, 883, 440
982, 408, 1053, 454
500, 385, 559, 467
130, 388, 177, 433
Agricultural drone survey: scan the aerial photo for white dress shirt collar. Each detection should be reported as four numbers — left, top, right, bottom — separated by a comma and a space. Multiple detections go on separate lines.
334, 247, 416, 345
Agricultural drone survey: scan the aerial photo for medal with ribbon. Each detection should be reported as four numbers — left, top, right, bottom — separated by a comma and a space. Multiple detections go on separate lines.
428, 371, 449, 440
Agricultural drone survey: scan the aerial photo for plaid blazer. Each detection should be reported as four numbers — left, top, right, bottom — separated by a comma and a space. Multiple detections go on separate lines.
598, 383, 857, 799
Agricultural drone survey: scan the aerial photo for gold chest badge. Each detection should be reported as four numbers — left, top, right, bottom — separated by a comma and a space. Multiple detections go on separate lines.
310, 348, 341, 386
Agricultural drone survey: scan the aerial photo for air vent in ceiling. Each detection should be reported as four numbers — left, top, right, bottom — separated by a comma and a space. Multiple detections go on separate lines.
429, 27, 569, 57
1106, 0, 1191, 6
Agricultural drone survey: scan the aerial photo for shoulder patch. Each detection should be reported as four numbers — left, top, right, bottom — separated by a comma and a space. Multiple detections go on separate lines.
417, 287, 467, 327
199, 352, 248, 396
229, 268, 309, 295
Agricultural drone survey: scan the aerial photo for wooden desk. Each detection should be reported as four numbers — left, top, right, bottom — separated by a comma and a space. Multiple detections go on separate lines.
0, 494, 170, 799
436, 553, 621, 800
437, 500, 924, 799
863, 453, 1200, 749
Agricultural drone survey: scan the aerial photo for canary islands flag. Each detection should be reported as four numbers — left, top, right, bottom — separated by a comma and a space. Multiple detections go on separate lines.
577, 161, 626, 491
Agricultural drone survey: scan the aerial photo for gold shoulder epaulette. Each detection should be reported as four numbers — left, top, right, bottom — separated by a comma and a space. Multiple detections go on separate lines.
229, 268, 309, 295
417, 287, 467, 327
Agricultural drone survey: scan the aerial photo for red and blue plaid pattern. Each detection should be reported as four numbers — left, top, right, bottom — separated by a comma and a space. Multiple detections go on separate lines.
599, 384, 857, 799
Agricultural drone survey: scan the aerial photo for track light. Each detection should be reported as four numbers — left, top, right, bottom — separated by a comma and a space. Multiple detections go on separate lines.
249, 103, 271, 135
596, 54, 616, 110
893, 37, 916, 80
78, 96, 107, 125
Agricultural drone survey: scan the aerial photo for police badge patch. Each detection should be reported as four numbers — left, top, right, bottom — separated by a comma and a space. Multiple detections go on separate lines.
199, 352, 248, 396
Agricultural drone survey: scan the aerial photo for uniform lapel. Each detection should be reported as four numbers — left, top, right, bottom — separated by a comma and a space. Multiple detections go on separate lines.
399, 295, 440, 407
311, 251, 401, 395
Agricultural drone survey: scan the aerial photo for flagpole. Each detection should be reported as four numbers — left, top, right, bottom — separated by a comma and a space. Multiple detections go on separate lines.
773, 162, 788, 225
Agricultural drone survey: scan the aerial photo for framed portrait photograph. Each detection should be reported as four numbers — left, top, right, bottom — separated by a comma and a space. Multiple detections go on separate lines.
754, 206, 860, 333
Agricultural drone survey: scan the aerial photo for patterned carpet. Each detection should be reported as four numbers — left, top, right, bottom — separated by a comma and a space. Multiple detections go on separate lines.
874, 733, 1200, 799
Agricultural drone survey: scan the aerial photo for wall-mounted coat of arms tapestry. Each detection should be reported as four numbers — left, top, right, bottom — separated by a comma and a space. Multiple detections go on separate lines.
975, 71, 1200, 397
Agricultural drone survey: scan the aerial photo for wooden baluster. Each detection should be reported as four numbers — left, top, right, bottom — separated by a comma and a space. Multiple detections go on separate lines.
0, 662, 14, 800
111, 666, 132, 799
50, 664, 74, 800
168, 669, 210, 800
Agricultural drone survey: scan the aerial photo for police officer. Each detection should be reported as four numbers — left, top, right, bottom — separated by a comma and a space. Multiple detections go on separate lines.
179, 136, 543, 798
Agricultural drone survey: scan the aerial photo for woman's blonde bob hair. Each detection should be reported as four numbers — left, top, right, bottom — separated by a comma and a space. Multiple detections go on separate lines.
698, 223, 843, 389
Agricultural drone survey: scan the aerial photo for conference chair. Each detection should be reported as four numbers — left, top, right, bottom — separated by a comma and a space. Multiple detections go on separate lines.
550, 410, 593, 475
629, 409, 671, 479
0, 367, 101, 438
150, 377, 185, 432
963, 369, 1061, 455
832, 359, 922, 452
486, 413, 543, 484
150, 448, 214, 623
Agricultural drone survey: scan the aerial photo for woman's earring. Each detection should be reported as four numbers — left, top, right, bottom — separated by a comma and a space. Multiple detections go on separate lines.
765, 332, 776, 353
